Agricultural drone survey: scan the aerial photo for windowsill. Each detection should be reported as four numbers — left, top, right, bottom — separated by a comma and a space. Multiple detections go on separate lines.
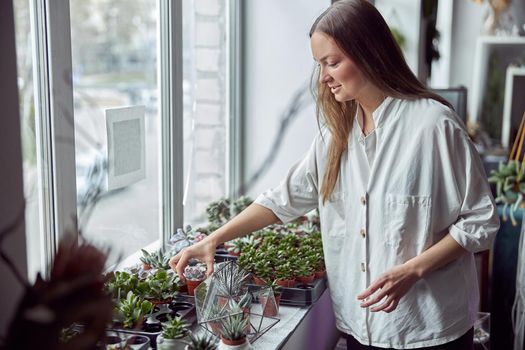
107, 239, 161, 272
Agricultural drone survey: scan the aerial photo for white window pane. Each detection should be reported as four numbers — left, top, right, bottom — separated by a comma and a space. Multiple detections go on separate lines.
183, 0, 229, 225
70, 0, 160, 265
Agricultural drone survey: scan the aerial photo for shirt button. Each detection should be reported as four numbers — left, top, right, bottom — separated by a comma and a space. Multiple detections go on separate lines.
360, 196, 366, 205
361, 263, 366, 272
360, 229, 366, 238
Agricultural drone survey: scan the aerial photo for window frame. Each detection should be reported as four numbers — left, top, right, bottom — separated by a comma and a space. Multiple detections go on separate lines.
31, 0, 77, 277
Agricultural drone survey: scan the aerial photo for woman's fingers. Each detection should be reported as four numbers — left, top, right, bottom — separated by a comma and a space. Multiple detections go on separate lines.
359, 288, 389, 308
173, 250, 190, 282
370, 296, 396, 313
169, 251, 182, 271
357, 278, 383, 300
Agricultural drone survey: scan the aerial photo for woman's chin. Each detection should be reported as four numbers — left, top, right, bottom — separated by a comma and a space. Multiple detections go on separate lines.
333, 94, 350, 103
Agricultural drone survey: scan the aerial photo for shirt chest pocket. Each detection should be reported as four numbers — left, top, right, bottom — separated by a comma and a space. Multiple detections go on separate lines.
321, 191, 346, 237
384, 194, 431, 252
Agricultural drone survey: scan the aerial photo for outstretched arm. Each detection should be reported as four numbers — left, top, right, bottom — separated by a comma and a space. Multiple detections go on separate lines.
169, 203, 279, 280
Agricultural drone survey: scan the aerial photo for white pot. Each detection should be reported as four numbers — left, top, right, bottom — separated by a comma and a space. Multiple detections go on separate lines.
217, 338, 253, 350
156, 334, 188, 350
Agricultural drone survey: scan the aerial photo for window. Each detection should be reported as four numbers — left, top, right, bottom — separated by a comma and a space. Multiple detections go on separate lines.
14, 0, 44, 281
70, 0, 161, 266
182, 0, 234, 225
14, 0, 238, 271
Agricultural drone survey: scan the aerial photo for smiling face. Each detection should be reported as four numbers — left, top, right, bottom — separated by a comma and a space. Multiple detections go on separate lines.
310, 31, 367, 102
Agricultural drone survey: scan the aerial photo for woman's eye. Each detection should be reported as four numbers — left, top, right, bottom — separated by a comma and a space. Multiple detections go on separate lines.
327, 62, 338, 67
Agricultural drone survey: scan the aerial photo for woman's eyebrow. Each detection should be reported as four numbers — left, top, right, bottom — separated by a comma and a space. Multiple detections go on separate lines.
314, 54, 335, 63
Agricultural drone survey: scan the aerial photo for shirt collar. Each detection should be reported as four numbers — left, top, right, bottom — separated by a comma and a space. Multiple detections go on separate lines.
372, 96, 394, 127
352, 96, 395, 139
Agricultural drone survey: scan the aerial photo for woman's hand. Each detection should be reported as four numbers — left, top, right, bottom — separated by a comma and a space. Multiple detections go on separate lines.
356, 263, 420, 313
169, 238, 217, 281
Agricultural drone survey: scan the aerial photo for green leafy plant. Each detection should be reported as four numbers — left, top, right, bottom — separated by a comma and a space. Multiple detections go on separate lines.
275, 261, 293, 281
253, 259, 272, 283
104, 271, 140, 300
295, 256, 314, 277
237, 245, 256, 273
114, 291, 153, 329
144, 268, 179, 301
205, 196, 253, 227
488, 160, 525, 225
161, 315, 190, 339
206, 198, 232, 226
225, 238, 245, 255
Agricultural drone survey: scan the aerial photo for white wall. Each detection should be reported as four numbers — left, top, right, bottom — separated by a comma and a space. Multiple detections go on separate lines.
448, 0, 484, 92
243, 0, 330, 198
0, 0, 28, 337
375, 0, 421, 76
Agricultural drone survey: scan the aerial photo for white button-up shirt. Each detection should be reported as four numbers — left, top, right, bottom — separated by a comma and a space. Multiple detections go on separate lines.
255, 97, 499, 348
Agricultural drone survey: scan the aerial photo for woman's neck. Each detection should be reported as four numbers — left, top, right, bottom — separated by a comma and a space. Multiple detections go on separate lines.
355, 83, 386, 119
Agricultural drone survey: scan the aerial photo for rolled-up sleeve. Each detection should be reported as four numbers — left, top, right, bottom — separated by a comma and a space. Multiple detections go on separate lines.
255, 136, 320, 224
439, 118, 500, 253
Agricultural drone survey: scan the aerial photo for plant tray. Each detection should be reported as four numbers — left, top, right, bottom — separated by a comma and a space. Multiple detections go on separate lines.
108, 296, 196, 349
248, 277, 327, 307
214, 248, 238, 262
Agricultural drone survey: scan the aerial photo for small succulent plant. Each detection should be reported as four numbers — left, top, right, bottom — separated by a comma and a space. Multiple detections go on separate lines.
219, 313, 249, 341
186, 332, 218, 350
488, 160, 525, 225
161, 315, 190, 339
114, 291, 153, 329
184, 262, 207, 281
140, 249, 170, 270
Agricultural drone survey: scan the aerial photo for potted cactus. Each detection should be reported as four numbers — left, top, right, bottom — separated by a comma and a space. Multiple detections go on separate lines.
184, 262, 207, 296
218, 313, 252, 350
156, 315, 191, 350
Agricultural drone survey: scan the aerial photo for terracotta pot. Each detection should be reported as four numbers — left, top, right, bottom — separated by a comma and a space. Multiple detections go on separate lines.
296, 274, 315, 285
260, 294, 280, 317
221, 336, 247, 346
314, 269, 326, 279
178, 284, 188, 294
147, 298, 173, 305
143, 263, 151, 270
276, 278, 295, 288
186, 279, 204, 296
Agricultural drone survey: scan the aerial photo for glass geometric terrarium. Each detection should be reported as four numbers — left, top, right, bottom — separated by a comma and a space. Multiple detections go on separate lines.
194, 261, 279, 343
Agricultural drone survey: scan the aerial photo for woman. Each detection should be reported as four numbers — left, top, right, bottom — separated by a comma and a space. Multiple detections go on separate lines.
170, 1, 499, 349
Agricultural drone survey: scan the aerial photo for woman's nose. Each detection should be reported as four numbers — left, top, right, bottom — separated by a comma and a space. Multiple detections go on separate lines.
319, 68, 331, 84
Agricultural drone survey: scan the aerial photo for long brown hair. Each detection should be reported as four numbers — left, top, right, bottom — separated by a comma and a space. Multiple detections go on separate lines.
309, 0, 452, 203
